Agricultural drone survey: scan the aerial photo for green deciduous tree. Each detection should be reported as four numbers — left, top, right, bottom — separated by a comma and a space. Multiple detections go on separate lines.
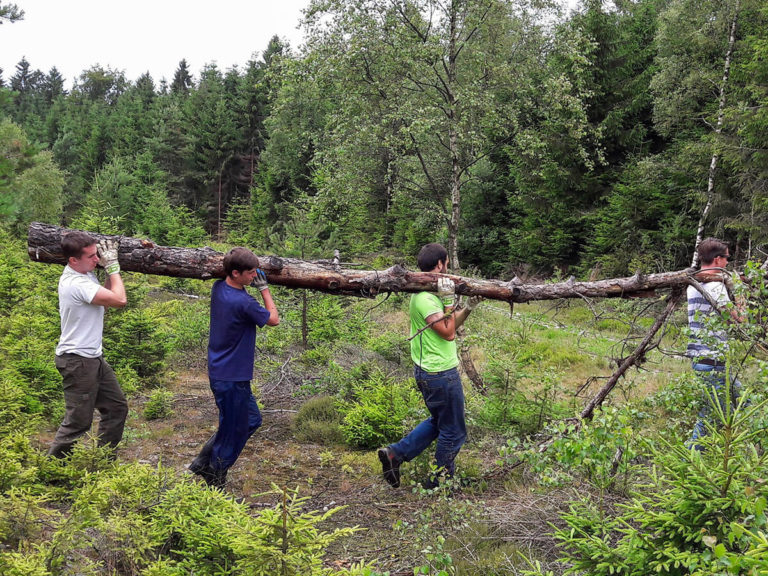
0, 118, 64, 234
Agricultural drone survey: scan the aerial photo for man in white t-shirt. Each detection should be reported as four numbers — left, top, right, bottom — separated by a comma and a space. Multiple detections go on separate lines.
48, 231, 129, 458
686, 237, 743, 449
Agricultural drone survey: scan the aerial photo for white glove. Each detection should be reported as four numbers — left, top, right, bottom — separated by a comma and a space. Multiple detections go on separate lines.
250, 269, 269, 291
437, 277, 455, 308
465, 296, 483, 310
97, 239, 120, 275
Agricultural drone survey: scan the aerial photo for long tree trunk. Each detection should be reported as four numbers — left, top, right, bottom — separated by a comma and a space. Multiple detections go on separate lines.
28, 222, 730, 302
692, 1, 740, 266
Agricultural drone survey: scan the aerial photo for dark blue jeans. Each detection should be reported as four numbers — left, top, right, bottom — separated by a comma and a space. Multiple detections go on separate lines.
689, 363, 742, 448
197, 379, 262, 473
389, 366, 467, 476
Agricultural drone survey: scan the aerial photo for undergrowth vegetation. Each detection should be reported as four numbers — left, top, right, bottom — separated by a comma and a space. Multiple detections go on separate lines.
4, 234, 768, 575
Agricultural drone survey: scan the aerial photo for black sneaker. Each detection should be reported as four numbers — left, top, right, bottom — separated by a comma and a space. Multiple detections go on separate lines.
378, 447, 403, 488
190, 463, 227, 489
421, 475, 440, 490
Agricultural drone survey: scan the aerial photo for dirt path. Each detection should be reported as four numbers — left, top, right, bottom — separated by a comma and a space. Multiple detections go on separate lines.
107, 367, 560, 573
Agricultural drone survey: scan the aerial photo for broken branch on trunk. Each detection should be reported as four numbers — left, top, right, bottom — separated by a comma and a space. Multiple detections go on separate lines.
27, 223, 736, 303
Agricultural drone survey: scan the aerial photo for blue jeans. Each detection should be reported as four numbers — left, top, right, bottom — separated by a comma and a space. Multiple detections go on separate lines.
389, 366, 467, 476
689, 363, 742, 448
199, 380, 262, 473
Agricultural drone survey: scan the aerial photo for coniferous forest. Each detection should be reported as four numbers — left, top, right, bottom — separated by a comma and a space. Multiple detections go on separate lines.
3, 0, 768, 575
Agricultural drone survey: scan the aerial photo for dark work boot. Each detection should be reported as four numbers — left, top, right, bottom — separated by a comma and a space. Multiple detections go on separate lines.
191, 464, 227, 489
378, 447, 403, 488
189, 434, 216, 474
47, 443, 74, 459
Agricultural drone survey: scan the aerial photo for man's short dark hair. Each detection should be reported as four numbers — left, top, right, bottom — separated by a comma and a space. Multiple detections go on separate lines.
61, 231, 96, 260
417, 243, 448, 272
223, 247, 259, 276
697, 237, 729, 266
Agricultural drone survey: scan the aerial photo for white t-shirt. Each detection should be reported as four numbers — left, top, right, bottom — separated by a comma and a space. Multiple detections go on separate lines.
686, 281, 730, 359
56, 265, 104, 358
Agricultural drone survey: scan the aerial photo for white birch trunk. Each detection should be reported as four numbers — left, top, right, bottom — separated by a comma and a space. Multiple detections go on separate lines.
692, 1, 740, 266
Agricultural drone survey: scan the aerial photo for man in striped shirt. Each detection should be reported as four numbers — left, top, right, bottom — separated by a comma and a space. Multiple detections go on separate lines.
686, 237, 743, 449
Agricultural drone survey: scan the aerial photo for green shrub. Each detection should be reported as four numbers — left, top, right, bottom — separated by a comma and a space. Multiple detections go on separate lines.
33, 459, 374, 576
533, 391, 768, 575
338, 370, 422, 449
502, 405, 647, 492
0, 488, 60, 549
0, 379, 42, 492
104, 306, 170, 386
143, 388, 175, 420
0, 551, 51, 576
293, 395, 345, 445
368, 330, 409, 364
164, 298, 210, 358
306, 295, 345, 343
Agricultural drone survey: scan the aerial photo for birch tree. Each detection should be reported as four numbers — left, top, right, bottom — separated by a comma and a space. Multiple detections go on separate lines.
651, 0, 747, 265
303, 0, 567, 271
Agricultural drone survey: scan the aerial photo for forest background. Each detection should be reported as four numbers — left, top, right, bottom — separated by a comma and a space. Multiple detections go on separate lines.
2, 0, 768, 574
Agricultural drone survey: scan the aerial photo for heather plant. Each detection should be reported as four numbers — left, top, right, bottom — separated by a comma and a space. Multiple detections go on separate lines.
293, 395, 345, 445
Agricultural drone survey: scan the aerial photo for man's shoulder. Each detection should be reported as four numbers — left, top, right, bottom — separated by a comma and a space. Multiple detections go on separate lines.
412, 291, 440, 304
411, 291, 442, 316
60, 267, 98, 290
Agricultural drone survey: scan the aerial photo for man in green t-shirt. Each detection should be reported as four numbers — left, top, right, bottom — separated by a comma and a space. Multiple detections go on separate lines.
378, 243, 481, 488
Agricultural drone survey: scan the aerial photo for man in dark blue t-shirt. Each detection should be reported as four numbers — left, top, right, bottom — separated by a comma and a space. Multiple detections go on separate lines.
189, 247, 279, 488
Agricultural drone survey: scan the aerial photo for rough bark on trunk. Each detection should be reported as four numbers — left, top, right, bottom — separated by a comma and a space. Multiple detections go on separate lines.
28, 223, 729, 302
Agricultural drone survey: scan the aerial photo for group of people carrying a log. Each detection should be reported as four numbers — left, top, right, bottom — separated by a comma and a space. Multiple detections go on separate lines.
46, 231, 741, 489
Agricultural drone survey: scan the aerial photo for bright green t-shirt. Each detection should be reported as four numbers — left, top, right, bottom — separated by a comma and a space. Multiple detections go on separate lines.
409, 291, 459, 372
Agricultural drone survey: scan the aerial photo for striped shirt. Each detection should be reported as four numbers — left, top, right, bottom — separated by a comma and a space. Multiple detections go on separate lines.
686, 282, 730, 360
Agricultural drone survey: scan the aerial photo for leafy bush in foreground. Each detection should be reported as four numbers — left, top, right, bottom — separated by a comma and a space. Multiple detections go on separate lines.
528, 388, 768, 575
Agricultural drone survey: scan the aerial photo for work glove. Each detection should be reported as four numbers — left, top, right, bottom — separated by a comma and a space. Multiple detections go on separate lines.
97, 239, 120, 275
465, 295, 483, 310
250, 269, 269, 292
437, 277, 456, 308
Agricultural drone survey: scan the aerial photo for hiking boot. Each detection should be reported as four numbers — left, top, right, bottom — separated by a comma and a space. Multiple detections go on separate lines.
209, 469, 227, 489
378, 447, 403, 488
421, 474, 440, 490
189, 463, 227, 489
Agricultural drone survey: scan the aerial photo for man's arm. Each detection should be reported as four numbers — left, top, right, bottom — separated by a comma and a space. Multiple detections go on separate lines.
425, 299, 480, 341
251, 269, 279, 326
259, 288, 280, 326
425, 309, 457, 341
91, 239, 127, 308
91, 273, 127, 308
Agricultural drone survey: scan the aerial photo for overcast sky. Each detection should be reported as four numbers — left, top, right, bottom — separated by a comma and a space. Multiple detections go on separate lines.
0, 0, 310, 88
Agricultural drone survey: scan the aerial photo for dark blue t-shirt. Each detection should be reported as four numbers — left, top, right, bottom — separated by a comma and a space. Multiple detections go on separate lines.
207, 279, 271, 381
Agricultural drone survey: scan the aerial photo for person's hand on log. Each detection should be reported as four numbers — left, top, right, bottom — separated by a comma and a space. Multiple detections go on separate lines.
97, 239, 121, 275
464, 295, 483, 311
437, 277, 456, 308
250, 269, 269, 292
